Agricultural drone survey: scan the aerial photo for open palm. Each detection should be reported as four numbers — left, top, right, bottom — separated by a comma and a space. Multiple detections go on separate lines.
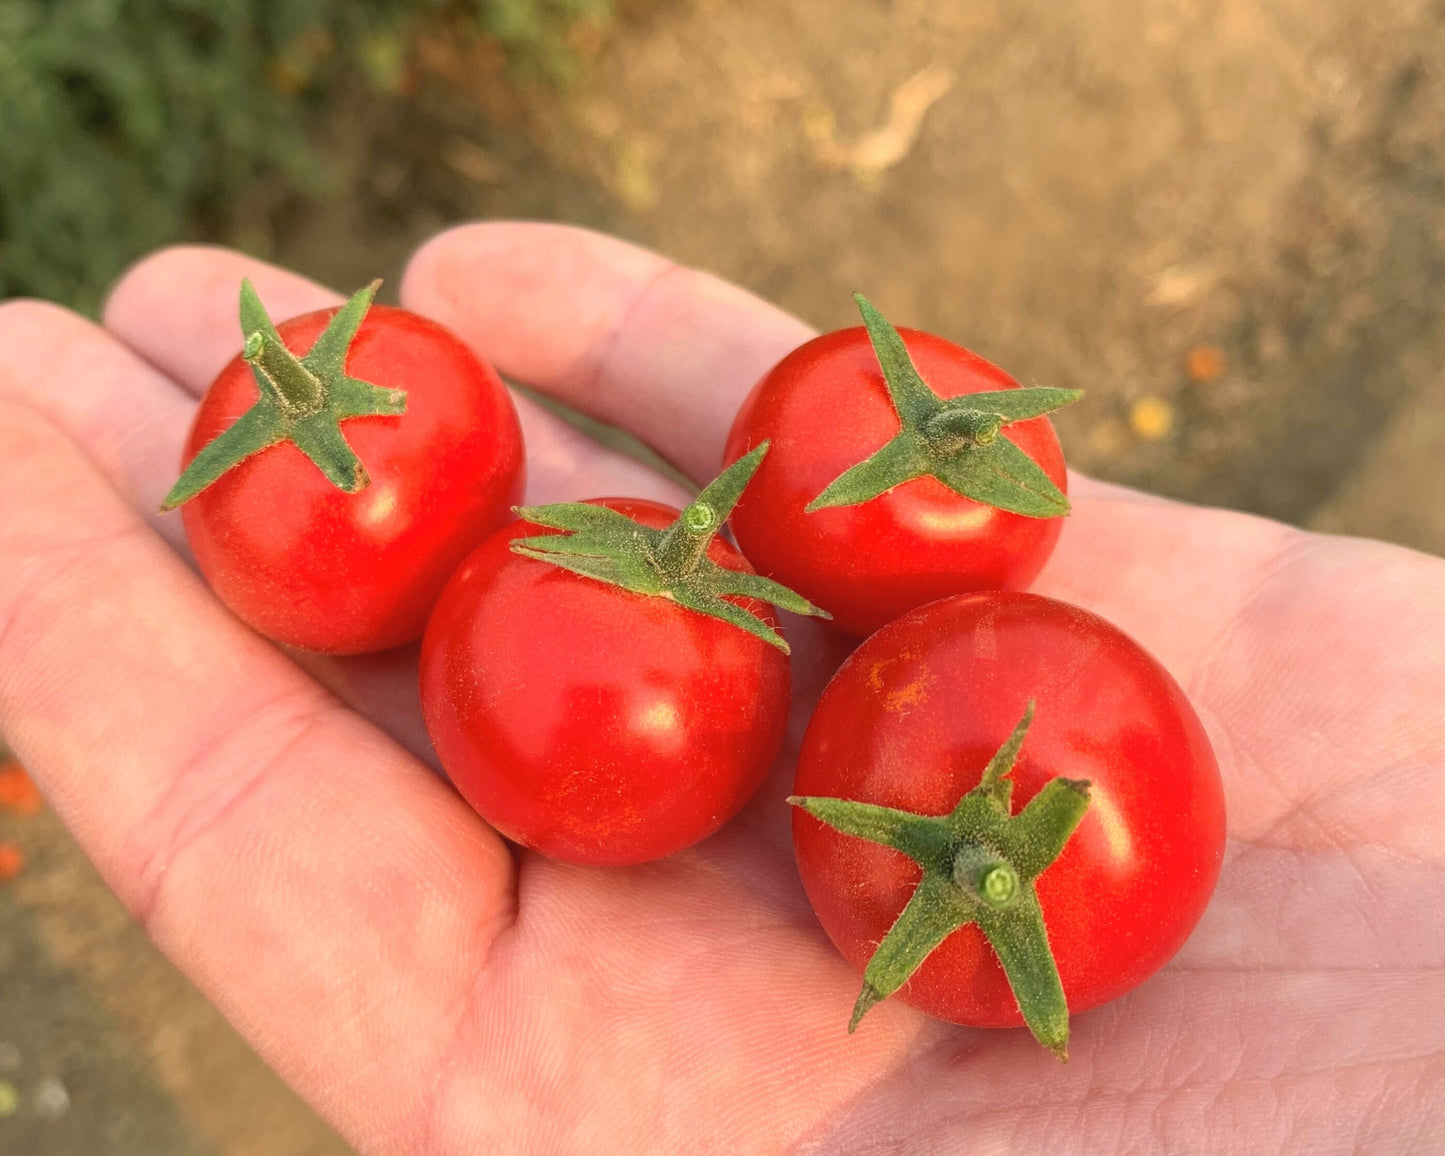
1, 224, 1440, 1154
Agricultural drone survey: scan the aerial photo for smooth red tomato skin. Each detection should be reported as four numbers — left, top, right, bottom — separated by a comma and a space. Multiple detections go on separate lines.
420, 500, 791, 866
793, 592, 1225, 1028
723, 327, 1068, 638
180, 305, 524, 654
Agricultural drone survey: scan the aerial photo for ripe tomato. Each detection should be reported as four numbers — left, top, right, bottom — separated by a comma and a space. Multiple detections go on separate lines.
724, 308, 1074, 638
176, 293, 524, 654
419, 500, 792, 866
792, 591, 1225, 1043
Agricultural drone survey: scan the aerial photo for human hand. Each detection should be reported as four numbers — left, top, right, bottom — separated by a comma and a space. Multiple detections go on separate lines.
0, 224, 1440, 1153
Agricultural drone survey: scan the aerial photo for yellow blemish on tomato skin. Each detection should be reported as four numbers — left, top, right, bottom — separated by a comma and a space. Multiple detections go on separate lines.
883, 671, 934, 713
631, 697, 685, 757
866, 650, 916, 693
862, 648, 933, 713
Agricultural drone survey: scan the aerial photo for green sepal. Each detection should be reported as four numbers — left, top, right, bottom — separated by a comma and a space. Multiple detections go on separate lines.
976, 890, 1071, 1058
513, 502, 644, 536
851, 294, 939, 426
807, 431, 932, 511
850, 873, 971, 1030
805, 294, 1080, 518
968, 701, 1034, 814
510, 442, 831, 653
789, 702, 1091, 1060
162, 407, 286, 505
958, 386, 1087, 424
705, 569, 829, 618
238, 277, 285, 346
671, 586, 793, 652
511, 546, 640, 591
931, 434, 1071, 518
162, 278, 405, 511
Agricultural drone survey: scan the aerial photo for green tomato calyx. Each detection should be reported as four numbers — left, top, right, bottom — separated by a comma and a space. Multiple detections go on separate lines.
804, 294, 1081, 518
162, 279, 405, 511
789, 702, 1091, 1060
511, 443, 831, 654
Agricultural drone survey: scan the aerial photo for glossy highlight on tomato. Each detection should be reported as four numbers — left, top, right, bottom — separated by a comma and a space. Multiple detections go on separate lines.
724, 326, 1070, 637
792, 591, 1226, 1029
179, 303, 524, 653
420, 500, 791, 866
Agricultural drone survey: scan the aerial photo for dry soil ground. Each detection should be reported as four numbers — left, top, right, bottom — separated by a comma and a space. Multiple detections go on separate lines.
4, 1, 1445, 1152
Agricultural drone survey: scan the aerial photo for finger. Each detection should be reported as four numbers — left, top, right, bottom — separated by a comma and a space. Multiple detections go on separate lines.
104, 245, 343, 391
0, 298, 193, 547
401, 222, 815, 484
0, 401, 510, 1150
103, 245, 689, 508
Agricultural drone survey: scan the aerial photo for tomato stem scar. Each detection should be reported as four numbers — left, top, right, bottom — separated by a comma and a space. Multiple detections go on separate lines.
654, 501, 719, 576
923, 407, 1003, 451
952, 852, 1020, 909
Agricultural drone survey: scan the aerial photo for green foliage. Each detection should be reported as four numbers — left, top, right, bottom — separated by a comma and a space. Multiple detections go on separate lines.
0, 0, 611, 313
475, 0, 610, 68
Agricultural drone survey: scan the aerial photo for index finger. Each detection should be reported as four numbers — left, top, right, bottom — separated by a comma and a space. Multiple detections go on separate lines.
401, 222, 814, 484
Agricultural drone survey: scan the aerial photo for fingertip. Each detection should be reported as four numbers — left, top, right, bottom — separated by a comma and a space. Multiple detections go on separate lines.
103, 246, 340, 391
104, 245, 238, 333
400, 221, 814, 481
400, 220, 672, 390
0, 296, 85, 350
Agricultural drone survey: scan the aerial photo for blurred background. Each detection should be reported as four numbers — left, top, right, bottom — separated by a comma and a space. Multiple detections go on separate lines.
2, 0, 1443, 1151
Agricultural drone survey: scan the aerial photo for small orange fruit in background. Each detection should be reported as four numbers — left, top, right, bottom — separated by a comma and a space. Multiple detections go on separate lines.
0, 761, 42, 817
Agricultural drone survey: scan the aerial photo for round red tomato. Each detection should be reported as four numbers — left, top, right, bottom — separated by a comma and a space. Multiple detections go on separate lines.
179, 303, 524, 653
724, 326, 1069, 637
792, 591, 1225, 1029
420, 500, 791, 866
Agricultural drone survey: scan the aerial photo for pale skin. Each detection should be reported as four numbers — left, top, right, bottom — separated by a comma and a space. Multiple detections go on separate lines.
0, 223, 1441, 1154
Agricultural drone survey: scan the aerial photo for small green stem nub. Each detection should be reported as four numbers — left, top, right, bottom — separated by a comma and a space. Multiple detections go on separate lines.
951, 845, 1020, 909
924, 407, 1003, 451
683, 503, 717, 533
979, 863, 1019, 907
244, 332, 325, 417
652, 501, 718, 577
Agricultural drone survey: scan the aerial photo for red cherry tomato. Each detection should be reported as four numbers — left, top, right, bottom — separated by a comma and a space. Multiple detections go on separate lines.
723, 327, 1068, 637
792, 591, 1225, 1028
420, 500, 790, 866
180, 305, 524, 653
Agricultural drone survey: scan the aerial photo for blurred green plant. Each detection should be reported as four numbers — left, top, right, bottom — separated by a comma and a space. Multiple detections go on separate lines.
477, 0, 611, 79
0, 0, 610, 314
